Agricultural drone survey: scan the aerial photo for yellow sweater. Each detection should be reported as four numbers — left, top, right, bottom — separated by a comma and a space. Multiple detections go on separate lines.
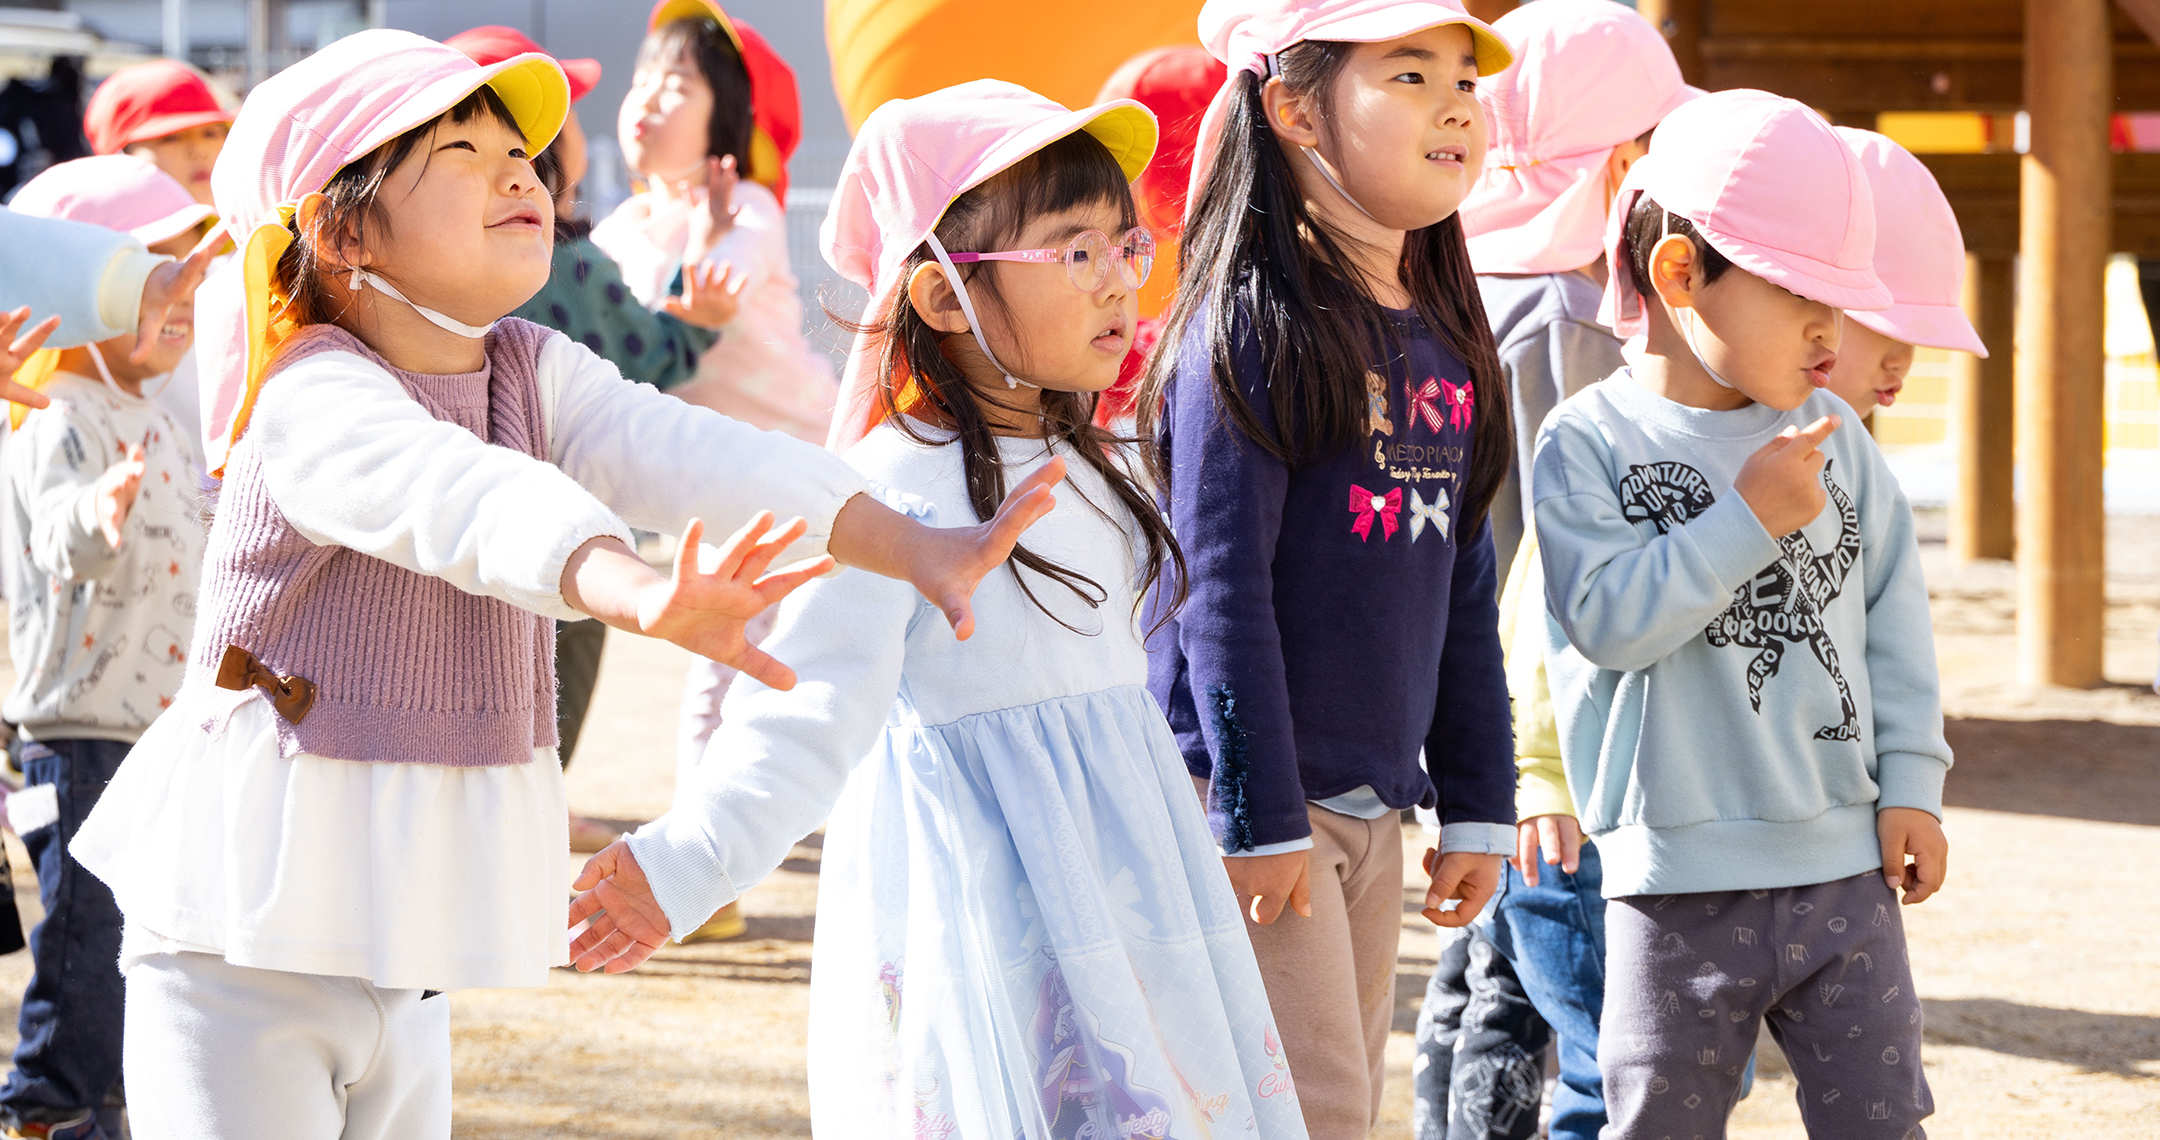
1498, 533, 1575, 820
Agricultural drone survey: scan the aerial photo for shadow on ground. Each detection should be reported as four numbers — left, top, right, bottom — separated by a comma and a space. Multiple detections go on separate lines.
1922, 997, 2160, 1077
1942, 718, 2160, 826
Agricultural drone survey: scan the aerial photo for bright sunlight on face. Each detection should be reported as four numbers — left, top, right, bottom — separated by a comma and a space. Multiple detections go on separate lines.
364, 111, 555, 329
1322, 24, 1488, 232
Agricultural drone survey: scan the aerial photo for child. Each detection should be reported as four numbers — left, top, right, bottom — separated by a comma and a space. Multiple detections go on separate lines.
83, 60, 231, 208
450, 23, 745, 855
569, 79, 1308, 1140
66, 31, 1059, 1135
592, 0, 833, 444
1419, 5, 1699, 1137
1820, 127, 1988, 420
0, 155, 211, 1140
1533, 89, 1952, 1138
1139, 3, 1520, 1137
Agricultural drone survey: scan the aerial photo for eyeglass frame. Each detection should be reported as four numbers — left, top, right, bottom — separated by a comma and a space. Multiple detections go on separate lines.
940, 226, 1156, 293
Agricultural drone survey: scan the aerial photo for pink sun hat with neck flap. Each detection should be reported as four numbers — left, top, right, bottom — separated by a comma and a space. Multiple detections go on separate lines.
1462, 0, 1700, 275
1598, 88, 1891, 338
9, 154, 215, 246
1834, 127, 1986, 356
195, 28, 568, 478
819, 79, 1158, 452
1187, 0, 1514, 219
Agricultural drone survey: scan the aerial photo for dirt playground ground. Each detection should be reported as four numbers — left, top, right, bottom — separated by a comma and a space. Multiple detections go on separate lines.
0, 506, 2152, 1137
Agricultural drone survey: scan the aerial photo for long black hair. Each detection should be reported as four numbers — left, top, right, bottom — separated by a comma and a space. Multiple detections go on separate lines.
1137, 40, 1509, 543
846, 129, 1186, 634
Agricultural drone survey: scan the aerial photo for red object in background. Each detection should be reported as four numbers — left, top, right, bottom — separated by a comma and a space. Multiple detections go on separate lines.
732, 20, 803, 207
445, 26, 604, 102
1097, 46, 1227, 240
1096, 316, 1163, 428
83, 60, 233, 155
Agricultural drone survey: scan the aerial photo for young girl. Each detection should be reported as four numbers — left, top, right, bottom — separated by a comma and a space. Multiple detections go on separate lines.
569, 79, 1308, 1140
67, 31, 1055, 1136
1138, 3, 1519, 1137
592, 0, 831, 443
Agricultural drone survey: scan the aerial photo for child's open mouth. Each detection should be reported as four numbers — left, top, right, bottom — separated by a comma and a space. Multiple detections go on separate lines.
159, 322, 189, 344
1426, 145, 1467, 167
488, 206, 545, 230
1805, 354, 1837, 388
1092, 320, 1128, 354
1875, 382, 1903, 408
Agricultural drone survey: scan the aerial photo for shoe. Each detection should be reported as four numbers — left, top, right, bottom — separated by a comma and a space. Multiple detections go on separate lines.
568, 813, 622, 853
6, 1110, 108, 1140
679, 900, 746, 943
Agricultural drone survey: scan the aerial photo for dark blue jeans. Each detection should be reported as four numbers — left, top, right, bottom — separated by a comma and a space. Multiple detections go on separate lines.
0, 739, 128, 1123
1483, 841, 1609, 1140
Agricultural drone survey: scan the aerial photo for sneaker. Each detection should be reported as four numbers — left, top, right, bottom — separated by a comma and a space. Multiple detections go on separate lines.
6, 1111, 107, 1140
679, 900, 746, 944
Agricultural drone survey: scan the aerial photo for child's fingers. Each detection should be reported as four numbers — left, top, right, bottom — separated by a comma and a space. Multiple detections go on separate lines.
707, 511, 778, 583
570, 845, 617, 894
1514, 823, 1540, 887
1905, 840, 1947, 905
1288, 859, 1312, 919
1795, 413, 1840, 448
750, 557, 835, 606
731, 516, 810, 584
672, 517, 706, 587
9, 313, 58, 358
1877, 828, 1908, 895
1246, 887, 1288, 926
728, 643, 799, 693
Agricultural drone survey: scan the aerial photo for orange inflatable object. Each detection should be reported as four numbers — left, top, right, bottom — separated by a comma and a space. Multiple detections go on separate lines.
826, 0, 1206, 134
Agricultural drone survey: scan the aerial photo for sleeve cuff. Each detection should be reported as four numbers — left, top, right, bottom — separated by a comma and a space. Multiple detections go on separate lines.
1223, 836, 1315, 858
1874, 751, 1949, 820
1690, 491, 1786, 593
1439, 821, 1516, 856
96, 247, 168, 341
624, 816, 742, 943
1515, 763, 1577, 821
530, 516, 638, 622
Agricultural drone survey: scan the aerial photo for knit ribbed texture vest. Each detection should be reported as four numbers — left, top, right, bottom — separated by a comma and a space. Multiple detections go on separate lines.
186, 319, 559, 766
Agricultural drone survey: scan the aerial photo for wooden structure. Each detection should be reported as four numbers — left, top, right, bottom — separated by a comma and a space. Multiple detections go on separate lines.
1466, 0, 2153, 689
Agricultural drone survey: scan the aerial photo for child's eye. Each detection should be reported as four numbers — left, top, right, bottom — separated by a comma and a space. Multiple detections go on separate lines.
1395, 72, 1425, 85
444, 140, 477, 153
1457, 79, 1478, 93
510, 148, 529, 160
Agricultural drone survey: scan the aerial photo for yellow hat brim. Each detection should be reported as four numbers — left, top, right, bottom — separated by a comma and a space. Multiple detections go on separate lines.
1078, 104, 1158, 184
649, 0, 744, 51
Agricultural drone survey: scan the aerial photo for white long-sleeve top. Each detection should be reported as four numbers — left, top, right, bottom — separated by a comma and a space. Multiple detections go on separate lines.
72, 329, 869, 990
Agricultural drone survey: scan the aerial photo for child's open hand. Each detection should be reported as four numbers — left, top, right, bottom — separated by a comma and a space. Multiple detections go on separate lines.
662, 260, 747, 330
566, 839, 671, 973
1512, 814, 1583, 887
1876, 806, 1947, 905
133, 223, 222, 364
0, 307, 58, 410
94, 442, 147, 549
1223, 850, 1312, 925
1422, 848, 1503, 928
902, 456, 1065, 640
639, 513, 834, 690
1734, 413, 1838, 538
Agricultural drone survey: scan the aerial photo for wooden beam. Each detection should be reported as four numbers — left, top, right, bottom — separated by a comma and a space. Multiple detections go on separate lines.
1917, 152, 2160, 258
1636, 0, 1706, 88
2015, 0, 2112, 687
2118, 0, 2160, 47
1696, 39, 2160, 112
1953, 254, 2016, 561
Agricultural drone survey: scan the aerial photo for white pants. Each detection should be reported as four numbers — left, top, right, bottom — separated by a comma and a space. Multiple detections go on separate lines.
122, 952, 450, 1139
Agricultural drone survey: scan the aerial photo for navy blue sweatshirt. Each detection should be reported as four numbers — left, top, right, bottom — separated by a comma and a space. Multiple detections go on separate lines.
1145, 303, 1516, 853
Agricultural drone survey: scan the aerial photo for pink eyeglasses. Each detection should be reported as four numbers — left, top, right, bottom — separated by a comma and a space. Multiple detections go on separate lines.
944, 227, 1156, 293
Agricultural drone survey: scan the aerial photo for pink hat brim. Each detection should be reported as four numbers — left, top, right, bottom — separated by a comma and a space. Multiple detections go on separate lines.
1850, 303, 1988, 357
130, 201, 217, 247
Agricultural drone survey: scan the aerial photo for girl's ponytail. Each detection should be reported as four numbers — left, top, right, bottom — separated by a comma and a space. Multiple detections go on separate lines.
1139, 42, 1509, 543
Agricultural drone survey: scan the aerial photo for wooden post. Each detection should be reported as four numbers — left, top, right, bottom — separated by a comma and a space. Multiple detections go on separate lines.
1636, 0, 1705, 87
1953, 253, 2017, 561
1463, 0, 1519, 23
2015, 0, 2111, 687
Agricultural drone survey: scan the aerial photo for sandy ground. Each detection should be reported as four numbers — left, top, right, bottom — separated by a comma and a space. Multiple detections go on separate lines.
0, 505, 2151, 1137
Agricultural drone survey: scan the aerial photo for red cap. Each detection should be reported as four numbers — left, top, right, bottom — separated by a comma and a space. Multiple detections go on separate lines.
445, 25, 602, 102
83, 60, 234, 156
1098, 46, 1227, 233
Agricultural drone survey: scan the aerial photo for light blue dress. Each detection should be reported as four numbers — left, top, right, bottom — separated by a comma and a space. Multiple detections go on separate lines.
628, 426, 1307, 1140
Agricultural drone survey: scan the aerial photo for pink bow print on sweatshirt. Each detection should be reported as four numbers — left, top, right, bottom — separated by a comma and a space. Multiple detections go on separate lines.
1406, 377, 1445, 433
1443, 379, 1475, 432
1349, 485, 1402, 541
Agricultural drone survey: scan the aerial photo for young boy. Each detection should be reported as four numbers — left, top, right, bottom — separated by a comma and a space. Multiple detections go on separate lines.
1418, 6, 1698, 1136
1820, 127, 1989, 421
0, 158, 209, 1140
1533, 90, 1951, 1139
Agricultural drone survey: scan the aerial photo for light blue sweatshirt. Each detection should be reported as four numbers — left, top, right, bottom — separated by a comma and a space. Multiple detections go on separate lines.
1532, 373, 1951, 898
0, 208, 167, 348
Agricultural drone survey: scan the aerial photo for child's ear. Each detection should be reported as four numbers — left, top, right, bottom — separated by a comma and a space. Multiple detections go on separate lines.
1647, 233, 1703, 310
905, 262, 970, 335
1261, 77, 1322, 150
294, 192, 368, 275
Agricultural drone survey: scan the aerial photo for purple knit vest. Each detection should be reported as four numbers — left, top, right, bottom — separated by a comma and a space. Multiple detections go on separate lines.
186, 319, 559, 767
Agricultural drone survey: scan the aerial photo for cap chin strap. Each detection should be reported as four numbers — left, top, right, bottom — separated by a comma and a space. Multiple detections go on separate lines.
1661, 211, 1735, 390
1301, 147, 1382, 226
85, 340, 175, 402
924, 234, 1034, 390
348, 267, 497, 340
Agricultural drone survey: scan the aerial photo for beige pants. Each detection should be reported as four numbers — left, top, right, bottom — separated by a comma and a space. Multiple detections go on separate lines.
1233, 800, 1407, 1140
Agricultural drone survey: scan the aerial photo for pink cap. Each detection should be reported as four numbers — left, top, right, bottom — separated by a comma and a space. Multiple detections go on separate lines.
8, 154, 214, 246
1834, 127, 1986, 356
1598, 89, 1891, 338
195, 28, 569, 477
1187, 0, 1514, 217
1462, 0, 1700, 275
819, 79, 1157, 451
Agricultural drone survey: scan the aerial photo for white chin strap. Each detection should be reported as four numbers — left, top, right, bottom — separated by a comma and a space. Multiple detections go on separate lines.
1661, 211, 1735, 390
348, 267, 496, 340
1302, 146, 1381, 225
86, 340, 175, 401
924, 234, 1033, 390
